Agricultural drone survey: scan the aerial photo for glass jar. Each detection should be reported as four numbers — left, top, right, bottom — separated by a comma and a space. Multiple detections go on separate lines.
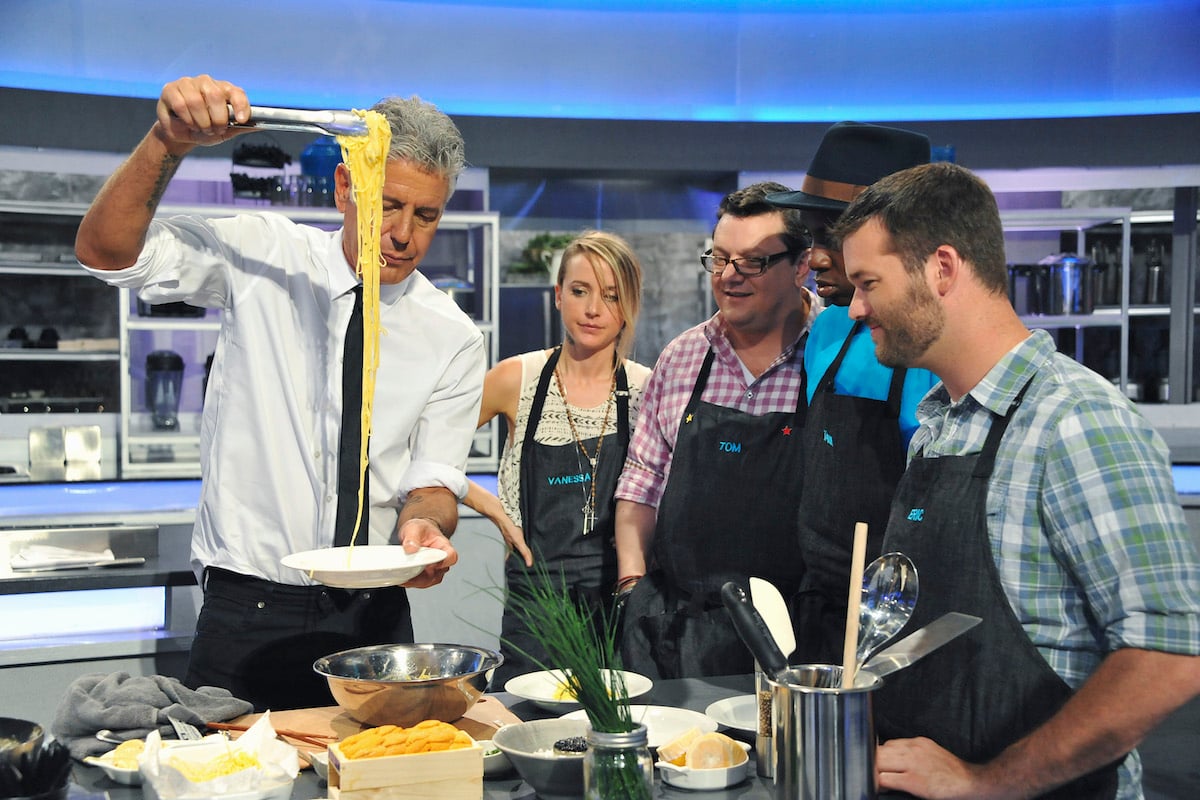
583, 724, 653, 800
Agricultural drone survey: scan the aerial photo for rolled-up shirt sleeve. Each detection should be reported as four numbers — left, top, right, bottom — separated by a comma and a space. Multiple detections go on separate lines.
615, 355, 674, 508
397, 329, 486, 502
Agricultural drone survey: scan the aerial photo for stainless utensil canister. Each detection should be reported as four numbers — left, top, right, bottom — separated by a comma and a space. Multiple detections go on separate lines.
771, 665, 881, 800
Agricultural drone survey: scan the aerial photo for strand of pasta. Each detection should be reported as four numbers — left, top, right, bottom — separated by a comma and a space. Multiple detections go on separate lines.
338, 111, 391, 551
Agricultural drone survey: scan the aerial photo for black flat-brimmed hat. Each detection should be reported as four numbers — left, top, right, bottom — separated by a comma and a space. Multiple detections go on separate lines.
767, 121, 931, 213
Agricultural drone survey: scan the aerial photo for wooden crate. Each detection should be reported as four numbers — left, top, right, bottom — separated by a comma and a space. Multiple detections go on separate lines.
327, 738, 483, 800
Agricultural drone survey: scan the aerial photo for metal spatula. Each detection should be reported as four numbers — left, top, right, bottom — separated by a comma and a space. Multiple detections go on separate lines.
860, 612, 982, 677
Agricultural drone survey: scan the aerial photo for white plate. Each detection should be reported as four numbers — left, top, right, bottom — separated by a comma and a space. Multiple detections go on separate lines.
281, 546, 447, 588
560, 705, 717, 749
704, 695, 758, 733
505, 669, 653, 712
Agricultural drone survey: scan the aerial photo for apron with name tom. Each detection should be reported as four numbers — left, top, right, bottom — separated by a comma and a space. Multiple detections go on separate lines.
621, 347, 806, 680
876, 379, 1119, 799
794, 320, 908, 664
497, 348, 630, 684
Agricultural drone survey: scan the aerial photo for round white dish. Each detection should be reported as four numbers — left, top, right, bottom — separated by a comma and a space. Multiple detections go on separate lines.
559, 705, 717, 749
280, 546, 446, 588
305, 750, 329, 782
704, 694, 758, 734
505, 669, 653, 712
477, 739, 513, 777
83, 754, 142, 785
656, 741, 752, 790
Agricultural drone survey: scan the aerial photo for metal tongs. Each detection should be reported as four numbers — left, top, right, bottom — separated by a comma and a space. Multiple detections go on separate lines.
229, 105, 369, 137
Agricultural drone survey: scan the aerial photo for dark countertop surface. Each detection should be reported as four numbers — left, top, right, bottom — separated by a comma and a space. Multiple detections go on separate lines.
66, 674, 1200, 800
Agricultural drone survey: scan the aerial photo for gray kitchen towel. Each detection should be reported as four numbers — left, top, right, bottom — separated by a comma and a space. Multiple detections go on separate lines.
52, 671, 254, 759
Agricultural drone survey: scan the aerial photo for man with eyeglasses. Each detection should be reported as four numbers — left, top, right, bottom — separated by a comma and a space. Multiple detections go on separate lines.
765, 121, 939, 666
613, 182, 819, 679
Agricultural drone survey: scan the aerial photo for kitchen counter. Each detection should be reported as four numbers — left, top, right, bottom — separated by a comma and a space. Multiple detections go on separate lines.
67, 674, 1200, 800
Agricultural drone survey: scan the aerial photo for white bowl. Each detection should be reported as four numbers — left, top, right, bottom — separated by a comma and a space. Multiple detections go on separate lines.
491, 719, 589, 800
280, 546, 446, 588
504, 669, 652, 712
83, 754, 142, 786
84, 739, 186, 786
476, 739, 512, 777
656, 741, 751, 790
305, 750, 329, 782
560, 704, 717, 749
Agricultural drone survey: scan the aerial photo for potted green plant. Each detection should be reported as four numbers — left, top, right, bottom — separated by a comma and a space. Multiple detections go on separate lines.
506, 232, 575, 283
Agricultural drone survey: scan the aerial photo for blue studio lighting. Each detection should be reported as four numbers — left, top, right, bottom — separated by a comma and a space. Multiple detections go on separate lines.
0, 1, 1197, 122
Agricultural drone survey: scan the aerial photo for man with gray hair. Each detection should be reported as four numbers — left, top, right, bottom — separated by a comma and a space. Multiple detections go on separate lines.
76, 74, 485, 710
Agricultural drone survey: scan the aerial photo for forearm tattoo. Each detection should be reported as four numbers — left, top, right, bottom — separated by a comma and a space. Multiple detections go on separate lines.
147, 153, 183, 212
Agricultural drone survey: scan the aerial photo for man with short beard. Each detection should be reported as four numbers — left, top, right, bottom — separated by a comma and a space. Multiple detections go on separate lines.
835, 161, 1200, 800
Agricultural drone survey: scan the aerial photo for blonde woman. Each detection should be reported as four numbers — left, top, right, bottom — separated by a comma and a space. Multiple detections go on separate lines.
465, 231, 650, 683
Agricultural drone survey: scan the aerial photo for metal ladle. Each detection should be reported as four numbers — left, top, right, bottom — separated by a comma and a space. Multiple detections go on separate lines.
855, 552, 918, 672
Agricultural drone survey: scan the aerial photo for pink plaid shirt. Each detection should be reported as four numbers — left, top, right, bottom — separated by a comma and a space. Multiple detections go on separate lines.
616, 292, 821, 508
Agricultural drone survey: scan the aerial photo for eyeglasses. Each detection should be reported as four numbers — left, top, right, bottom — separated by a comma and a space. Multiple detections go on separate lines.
699, 249, 798, 277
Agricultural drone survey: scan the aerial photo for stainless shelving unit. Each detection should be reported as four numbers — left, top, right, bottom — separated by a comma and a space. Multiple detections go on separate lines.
1001, 207, 1133, 394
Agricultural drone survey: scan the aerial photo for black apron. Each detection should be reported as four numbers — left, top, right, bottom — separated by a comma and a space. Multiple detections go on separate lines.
875, 380, 1119, 799
793, 321, 908, 664
496, 348, 630, 684
622, 347, 806, 680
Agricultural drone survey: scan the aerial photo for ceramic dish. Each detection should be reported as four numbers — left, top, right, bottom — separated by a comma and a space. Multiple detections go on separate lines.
280, 546, 446, 589
83, 754, 142, 785
704, 695, 758, 734
477, 739, 512, 777
505, 669, 653, 713
560, 705, 717, 749
305, 750, 329, 782
656, 741, 751, 790
83, 738, 196, 786
492, 719, 589, 800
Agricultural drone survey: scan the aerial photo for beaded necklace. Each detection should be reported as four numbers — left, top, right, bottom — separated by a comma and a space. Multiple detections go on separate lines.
553, 366, 616, 535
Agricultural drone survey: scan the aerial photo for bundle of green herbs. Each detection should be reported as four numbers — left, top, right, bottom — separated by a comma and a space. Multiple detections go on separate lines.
504, 564, 636, 734
502, 564, 653, 798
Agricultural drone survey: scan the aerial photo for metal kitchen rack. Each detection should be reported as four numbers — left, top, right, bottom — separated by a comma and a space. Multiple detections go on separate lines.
1000, 207, 1133, 395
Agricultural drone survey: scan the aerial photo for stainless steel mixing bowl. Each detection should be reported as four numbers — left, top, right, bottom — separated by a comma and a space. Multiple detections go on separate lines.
313, 643, 503, 727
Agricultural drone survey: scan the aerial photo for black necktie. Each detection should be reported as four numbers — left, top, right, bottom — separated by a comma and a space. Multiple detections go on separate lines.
334, 285, 368, 547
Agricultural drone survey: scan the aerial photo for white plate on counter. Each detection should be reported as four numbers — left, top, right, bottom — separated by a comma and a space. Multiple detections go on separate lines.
704, 695, 758, 734
281, 545, 446, 588
505, 669, 652, 712
559, 705, 717, 749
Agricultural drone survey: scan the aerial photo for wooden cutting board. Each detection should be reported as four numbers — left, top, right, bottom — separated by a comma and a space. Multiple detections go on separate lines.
224, 696, 523, 756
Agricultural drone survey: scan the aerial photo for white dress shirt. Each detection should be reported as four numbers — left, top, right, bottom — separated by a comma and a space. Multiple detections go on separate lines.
83, 211, 485, 584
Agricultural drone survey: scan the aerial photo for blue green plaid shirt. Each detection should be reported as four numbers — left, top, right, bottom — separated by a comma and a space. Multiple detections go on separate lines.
911, 330, 1200, 799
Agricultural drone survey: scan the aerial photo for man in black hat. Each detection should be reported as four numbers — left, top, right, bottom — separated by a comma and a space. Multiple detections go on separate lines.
767, 121, 937, 664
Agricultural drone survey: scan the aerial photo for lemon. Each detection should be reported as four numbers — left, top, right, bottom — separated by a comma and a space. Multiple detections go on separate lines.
685, 732, 743, 769
656, 726, 702, 766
